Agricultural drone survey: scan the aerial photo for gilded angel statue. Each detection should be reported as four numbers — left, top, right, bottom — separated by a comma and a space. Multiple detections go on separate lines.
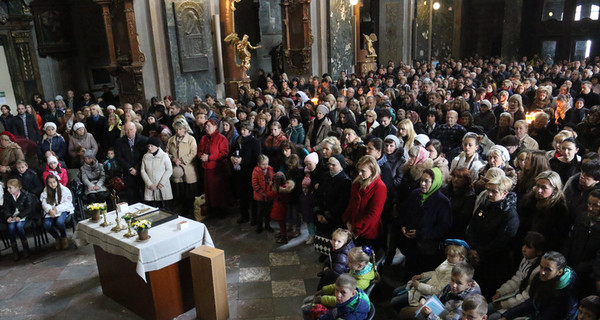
363, 33, 378, 59
224, 33, 261, 71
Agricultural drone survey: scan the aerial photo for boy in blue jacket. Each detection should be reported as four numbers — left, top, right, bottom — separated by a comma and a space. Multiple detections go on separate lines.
319, 273, 371, 320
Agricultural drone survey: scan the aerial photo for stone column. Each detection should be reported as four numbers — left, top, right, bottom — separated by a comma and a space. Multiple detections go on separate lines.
501, 0, 523, 60
378, 0, 413, 65
329, 0, 354, 78
96, 0, 117, 69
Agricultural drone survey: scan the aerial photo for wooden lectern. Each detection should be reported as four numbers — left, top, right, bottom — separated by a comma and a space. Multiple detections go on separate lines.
190, 245, 229, 320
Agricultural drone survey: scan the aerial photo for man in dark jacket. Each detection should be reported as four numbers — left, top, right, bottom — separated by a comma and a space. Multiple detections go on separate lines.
114, 122, 148, 204
315, 154, 352, 232
230, 121, 262, 224
563, 160, 600, 223
7, 103, 41, 143
11, 160, 43, 196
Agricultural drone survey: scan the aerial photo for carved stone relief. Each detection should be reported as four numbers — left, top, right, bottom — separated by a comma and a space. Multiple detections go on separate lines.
173, 1, 209, 72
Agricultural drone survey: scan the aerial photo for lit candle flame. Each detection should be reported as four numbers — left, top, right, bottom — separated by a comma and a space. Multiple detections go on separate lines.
525, 111, 541, 124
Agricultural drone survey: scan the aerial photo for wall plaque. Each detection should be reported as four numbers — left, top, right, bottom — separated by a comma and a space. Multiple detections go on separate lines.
173, 0, 209, 73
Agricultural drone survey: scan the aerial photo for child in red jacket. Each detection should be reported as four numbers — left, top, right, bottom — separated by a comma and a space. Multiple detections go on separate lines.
268, 172, 295, 244
252, 155, 274, 233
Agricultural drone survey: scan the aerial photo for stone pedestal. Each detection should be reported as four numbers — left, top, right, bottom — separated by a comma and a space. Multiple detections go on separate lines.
224, 79, 251, 100
356, 59, 377, 77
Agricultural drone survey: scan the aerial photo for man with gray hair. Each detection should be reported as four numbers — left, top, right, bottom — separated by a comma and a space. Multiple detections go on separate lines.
114, 121, 149, 204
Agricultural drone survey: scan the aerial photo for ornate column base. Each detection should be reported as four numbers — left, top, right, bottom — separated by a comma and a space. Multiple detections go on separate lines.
356, 58, 377, 77
224, 79, 251, 100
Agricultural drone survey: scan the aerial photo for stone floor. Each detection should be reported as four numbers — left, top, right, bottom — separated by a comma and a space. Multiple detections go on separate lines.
0, 213, 404, 319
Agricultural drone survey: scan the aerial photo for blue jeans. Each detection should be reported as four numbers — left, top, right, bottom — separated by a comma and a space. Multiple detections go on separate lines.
7, 220, 27, 241
43, 212, 68, 238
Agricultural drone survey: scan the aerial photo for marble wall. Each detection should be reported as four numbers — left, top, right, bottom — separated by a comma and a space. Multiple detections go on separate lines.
501, 0, 523, 60
329, 0, 354, 78
378, 0, 413, 65
415, 0, 456, 63
164, 0, 217, 103
253, 0, 282, 77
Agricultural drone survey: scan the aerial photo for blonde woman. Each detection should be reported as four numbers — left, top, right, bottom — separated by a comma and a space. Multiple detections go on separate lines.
342, 155, 387, 247
397, 119, 416, 159
166, 119, 198, 213
358, 109, 379, 138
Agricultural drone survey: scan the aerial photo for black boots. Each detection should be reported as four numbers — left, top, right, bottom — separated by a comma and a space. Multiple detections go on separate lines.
11, 241, 19, 261
21, 239, 30, 259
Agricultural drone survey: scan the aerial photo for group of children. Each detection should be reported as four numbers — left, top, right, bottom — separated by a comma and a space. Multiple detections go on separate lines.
298, 226, 600, 320
251, 153, 313, 244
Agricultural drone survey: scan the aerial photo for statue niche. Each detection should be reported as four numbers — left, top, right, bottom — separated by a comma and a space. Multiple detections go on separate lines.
173, 0, 209, 73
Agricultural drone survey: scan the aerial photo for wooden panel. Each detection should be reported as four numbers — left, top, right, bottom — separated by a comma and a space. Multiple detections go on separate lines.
93, 245, 194, 320
190, 245, 229, 320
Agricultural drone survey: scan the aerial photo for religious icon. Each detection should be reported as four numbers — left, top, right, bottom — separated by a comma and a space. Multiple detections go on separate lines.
224, 32, 262, 72
363, 33, 378, 59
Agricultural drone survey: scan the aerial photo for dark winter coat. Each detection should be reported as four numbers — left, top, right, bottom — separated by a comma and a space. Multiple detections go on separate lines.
442, 185, 476, 239
316, 170, 352, 230
38, 134, 67, 160
10, 169, 43, 196
563, 213, 600, 282
517, 194, 570, 251
325, 239, 356, 277
466, 192, 519, 262
3, 189, 39, 220
398, 189, 453, 256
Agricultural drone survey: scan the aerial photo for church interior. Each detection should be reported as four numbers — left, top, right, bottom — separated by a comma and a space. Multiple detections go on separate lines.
1, 0, 600, 319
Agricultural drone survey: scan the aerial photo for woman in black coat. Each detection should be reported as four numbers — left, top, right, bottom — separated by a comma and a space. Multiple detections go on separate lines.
516, 171, 570, 252
4, 178, 39, 259
442, 166, 476, 239
230, 121, 262, 224
396, 168, 452, 279
314, 154, 352, 235
466, 175, 520, 298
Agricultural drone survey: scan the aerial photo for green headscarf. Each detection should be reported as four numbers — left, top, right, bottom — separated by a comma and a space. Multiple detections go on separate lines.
421, 167, 443, 205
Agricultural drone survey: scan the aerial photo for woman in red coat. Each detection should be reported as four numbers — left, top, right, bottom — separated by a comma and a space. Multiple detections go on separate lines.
343, 155, 387, 248
198, 120, 230, 216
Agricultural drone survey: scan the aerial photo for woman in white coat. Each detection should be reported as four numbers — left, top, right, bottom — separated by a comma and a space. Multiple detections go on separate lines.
40, 174, 75, 250
141, 137, 173, 207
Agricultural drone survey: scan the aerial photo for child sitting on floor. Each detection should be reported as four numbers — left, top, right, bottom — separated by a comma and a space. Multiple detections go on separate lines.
577, 295, 600, 320
302, 246, 376, 318
318, 274, 371, 320
391, 239, 476, 312
461, 294, 488, 320
487, 232, 545, 319
317, 228, 356, 290
399, 262, 481, 320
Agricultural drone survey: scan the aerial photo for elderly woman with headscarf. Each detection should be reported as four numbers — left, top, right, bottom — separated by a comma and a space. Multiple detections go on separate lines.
305, 104, 332, 149
395, 167, 452, 279
0, 131, 24, 179
68, 122, 98, 168
397, 145, 433, 205
474, 145, 517, 193
198, 119, 230, 216
166, 118, 198, 214
38, 122, 67, 160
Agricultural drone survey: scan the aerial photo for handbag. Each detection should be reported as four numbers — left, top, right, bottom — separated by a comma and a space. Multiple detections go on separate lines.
108, 176, 126, 191
313, 233, 332, 255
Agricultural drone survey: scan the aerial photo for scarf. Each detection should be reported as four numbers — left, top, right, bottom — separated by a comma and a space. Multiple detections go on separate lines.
421, 167, 443, 204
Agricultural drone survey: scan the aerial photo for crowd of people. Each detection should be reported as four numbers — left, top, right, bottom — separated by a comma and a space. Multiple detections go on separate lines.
2, 53, 600, 319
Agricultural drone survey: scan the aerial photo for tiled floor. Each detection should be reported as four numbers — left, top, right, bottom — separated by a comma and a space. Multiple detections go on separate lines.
0, 213, 402, 319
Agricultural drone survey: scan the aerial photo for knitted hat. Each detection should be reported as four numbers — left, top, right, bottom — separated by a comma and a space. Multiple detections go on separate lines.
302, 176, 311, 186
84, 149, 95, 159
47, 155, 58, 164
55, 95, 63, 101
489, 145, 510, 162
414, 134, 430, 146
273, 172, 286, 185
305, 152, 319, 165
107, 105, 116, 111
43, 122, 57, 131
480, 99, 492, 109
384, 135, 401, 149
73, 122, 85, 131
316, 104, 329, 115
0, 131, 15, 142
148, 137, 161, 148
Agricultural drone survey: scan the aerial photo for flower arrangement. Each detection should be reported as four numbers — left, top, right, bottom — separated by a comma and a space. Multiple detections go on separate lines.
86, 203, 106, 211
132, 219, 152, 231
